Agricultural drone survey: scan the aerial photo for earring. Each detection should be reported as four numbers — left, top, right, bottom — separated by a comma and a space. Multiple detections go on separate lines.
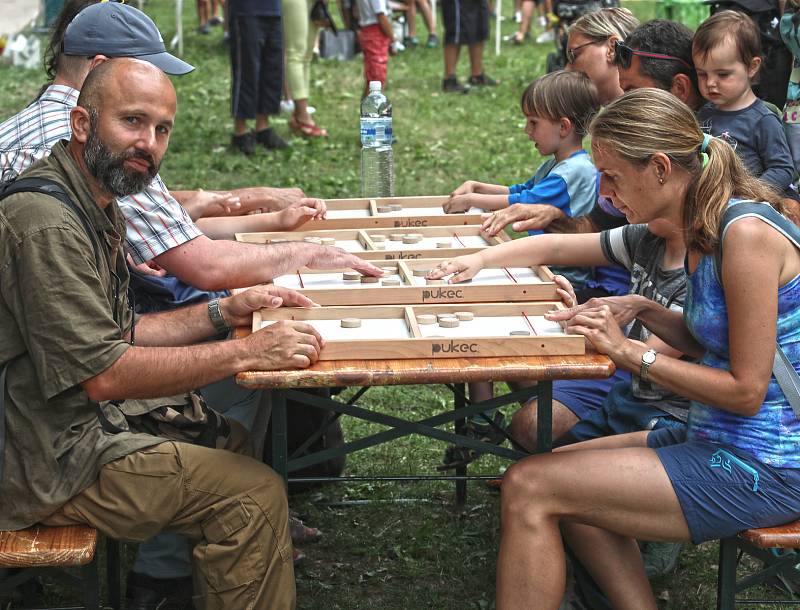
658, 176, 664, 185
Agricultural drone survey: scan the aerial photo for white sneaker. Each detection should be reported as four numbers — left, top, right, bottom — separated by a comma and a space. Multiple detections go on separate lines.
538, 15, 547, 27
535, 30, 555, 43
514, 10, 522, 22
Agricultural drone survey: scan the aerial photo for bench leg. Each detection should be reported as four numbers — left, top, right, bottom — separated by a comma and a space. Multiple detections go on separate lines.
717, 537, 738, 610
106, 538, 121, 610
454, 383, 467, 506
81, 553, 100, 610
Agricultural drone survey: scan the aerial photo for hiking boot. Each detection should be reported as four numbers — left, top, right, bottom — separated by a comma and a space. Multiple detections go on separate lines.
125, 571, 194, 610
641, 541, 684, 579
468, 73, 499, 87
426, 33, 440, 48
255, 127, 289, 150
442, 75, 469, 94
438, 412, 507, 470
231, 131, 255, 155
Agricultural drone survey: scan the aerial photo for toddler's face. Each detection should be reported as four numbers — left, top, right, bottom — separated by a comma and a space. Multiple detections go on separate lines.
694, 39, 759, 110
523, 113, 562, 156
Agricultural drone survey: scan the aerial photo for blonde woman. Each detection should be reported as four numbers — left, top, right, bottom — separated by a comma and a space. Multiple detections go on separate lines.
565, 7, 638, 104
435, 88, 800, 609
283, 0, 328, 136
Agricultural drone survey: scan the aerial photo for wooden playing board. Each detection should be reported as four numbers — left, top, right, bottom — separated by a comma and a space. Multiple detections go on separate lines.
253, 302, 584, 360
302, 196, 484, 230
272, 259, 559, 305
235, 225, 509, 260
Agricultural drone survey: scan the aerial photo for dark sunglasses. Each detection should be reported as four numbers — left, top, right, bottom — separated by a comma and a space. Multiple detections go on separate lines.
614, 40, 693, 71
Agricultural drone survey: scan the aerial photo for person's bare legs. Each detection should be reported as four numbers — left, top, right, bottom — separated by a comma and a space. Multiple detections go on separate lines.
234, 118, 249, 136
467, 41, 484, 77
512, 0, 534, 42
444, 43, 461, 77
508, 398, 578, 452
416, 0, 436, 35
497, 443, 690, 609
294, 99, 313, 125
407, 0, 418, 38
255, 113, 270, 131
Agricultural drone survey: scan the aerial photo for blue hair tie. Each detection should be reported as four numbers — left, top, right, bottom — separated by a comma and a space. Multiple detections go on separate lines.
701, 133, 712, 153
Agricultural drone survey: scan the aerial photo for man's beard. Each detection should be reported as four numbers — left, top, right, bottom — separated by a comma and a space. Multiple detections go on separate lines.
83, 113, 160, 198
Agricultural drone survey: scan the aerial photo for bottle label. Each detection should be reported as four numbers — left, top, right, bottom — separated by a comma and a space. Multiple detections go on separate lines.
360, 117, 393, 146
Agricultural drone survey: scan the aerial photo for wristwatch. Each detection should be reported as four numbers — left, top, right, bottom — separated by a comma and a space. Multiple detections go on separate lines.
640, 348, 658, 382
207, 298, 230, 334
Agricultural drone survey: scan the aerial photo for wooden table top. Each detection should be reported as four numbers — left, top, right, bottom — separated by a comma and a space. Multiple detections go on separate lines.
234, 327, 615, 390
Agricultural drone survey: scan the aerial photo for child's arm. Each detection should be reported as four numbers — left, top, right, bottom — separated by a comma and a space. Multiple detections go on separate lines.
426, 232, 608, 283
195, 205, 323, 239
756, 114, 796, 190
444, 192, 509, 213
450, 180, 509, 197
376, 12, 395, 42
509, 173, 571, 211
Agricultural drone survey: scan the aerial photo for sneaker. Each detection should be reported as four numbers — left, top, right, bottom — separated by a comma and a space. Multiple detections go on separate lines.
426, 33, 439, 48
468, 73, 499, 87
641, 541, 684, 579
536, 30, 555, 43
197, 23, 211, 35
438, 412, 507, 470
538, 15, 547, 27
255, 127, 289, 150
231, 131, 256, 155
442, 75, 469, 93
209, 15, 223, 26
125, 571, 194, 610
514, 9, 522, 22
403, 35, 419, 47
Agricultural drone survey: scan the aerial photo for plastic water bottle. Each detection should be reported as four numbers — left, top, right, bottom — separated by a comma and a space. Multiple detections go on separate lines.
360, 81, 394, 197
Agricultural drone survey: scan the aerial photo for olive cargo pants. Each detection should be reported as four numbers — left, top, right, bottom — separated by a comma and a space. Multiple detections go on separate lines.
42, 440, 295, 610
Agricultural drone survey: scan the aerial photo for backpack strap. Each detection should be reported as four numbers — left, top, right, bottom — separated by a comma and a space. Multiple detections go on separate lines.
714, 201, 800, 417
0, 177, 105, 481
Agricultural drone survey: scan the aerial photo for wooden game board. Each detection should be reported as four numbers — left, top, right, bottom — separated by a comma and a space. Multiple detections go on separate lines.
302, 196, 484, 230
252, 302, 585, 360
235, 225, 509, 260
272, 259, 559, 304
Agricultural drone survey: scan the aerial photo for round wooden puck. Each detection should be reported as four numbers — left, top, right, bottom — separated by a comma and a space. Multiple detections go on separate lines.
376, 205, 391, 213
320, 237, 336, 246
388, 203, 403, 211
406, 233, 423, 239
341, 318, 362, 328
360, 275, 380, 283
412, 268, 430, 277
370, 234, 387, 242
417, 314, 437, 325
426, 278, 444, 285
374, 242, 386, 250
436, 312, 457, 321
455, 311, 474, 321
269, 238, 289, 243
510, 330, 531, 336
439, 318, 460, 328
389, 233, 405, 241
382, 278, 401, 286
343, 271, 361, 281
402, 235, 418, 244
380, 267, 396, 275
436, 240, 452, 248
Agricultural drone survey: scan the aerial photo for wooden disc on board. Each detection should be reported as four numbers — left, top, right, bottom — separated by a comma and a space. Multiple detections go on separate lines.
436, 313, 457, 322
370, 234, 387, 242
376, 205, 392, 213
510, 330, 531, 336
320, 237, 336, 246
360, 275, 380, 283
343, 271, 361, 281
389, 233, 405, 241
426, 278, 444, 285
417, 314, 437, 325
455, 311, 474, 321
374, 242, 386, 249
388, 203, 403, 211
436, 240, 452, 249
303, 236, 322, 244
341, 318, 362, 328
382, 278, 401, 286
439, 318, 460, 328
412, 268, 431, 277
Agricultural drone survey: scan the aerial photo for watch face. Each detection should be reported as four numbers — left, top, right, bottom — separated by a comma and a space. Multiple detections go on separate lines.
643, 350, 657, 364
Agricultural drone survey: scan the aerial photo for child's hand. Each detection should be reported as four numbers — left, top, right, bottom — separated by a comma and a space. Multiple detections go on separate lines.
426, 253, 484, 283
450, 180, 476, 197
275, 205, 320, 230
552, 274, 577, 308
481, 203, 564, 235
443, 193, 474, 213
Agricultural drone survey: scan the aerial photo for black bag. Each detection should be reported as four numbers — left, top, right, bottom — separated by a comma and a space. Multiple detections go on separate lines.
263, 391, 345, 492
319, 28, 357, 60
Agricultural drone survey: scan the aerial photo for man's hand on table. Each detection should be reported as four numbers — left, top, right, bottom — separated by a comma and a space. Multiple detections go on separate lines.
246, 320, 325, 369
220, 285, 319, 327
305, 245, 384, 277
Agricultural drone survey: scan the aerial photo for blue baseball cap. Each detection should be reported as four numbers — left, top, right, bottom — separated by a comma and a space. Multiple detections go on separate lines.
63, 2, 194, 75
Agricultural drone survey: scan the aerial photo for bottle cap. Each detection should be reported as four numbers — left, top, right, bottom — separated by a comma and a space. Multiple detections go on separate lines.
369, 81, 382, 91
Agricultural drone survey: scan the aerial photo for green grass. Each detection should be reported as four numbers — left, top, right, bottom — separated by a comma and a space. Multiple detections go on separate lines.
0, 1, 794, 608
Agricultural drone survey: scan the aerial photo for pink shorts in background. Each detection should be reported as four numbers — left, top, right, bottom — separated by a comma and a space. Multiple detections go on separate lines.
358, 24, 390, 87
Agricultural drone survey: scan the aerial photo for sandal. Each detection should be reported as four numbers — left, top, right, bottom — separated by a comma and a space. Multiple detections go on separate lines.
436, 412, 508, 471
289, 116, 328, 138
289, 515, 323, 545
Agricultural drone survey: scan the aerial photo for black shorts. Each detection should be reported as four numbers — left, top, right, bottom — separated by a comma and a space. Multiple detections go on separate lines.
229, 15, 283, 119
441, 0, 489, 45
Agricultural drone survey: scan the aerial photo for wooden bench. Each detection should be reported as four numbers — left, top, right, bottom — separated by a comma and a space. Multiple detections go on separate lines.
0, 524, 120, 610
717, 519, 800, 609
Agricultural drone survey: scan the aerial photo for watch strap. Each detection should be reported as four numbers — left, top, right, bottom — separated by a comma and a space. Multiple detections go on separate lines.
207, 298, 230, 333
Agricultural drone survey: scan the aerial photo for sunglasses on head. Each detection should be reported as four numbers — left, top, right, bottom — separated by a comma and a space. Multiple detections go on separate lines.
613, 40, 693, 71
